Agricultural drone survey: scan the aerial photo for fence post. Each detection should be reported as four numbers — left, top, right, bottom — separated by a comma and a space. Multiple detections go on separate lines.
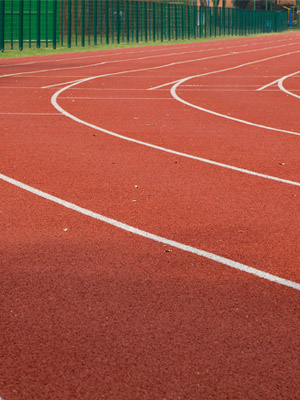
105, 0, 109, 44
187, 2, 190, 39
46, 0, 49, 47
68, 0, 72, 47
81, 0, 85, 46
53, 0, 57, 48
0, 0, 4, 52
36, 0, 41, 47
126, 0, 129, 42
94, 0, 97, 44
10, 0, 13, 49
153, 0, 156, 42
19, 0, 24, 50
29, 0, 32, 47
116, 0, 120, 43
135, 0, 138, 42
144, 1, 147, 42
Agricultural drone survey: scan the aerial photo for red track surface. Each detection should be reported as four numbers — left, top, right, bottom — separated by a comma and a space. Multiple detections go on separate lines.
1, 33, 300, 400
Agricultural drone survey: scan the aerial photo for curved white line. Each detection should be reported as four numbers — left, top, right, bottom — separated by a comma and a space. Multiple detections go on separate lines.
278, 70, 300, 99
51, 51, 300, 188
1, 172, 300, 291
170, 74, 300, 138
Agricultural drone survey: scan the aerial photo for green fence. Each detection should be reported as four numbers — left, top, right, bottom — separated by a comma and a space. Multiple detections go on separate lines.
0, 0, 288, 52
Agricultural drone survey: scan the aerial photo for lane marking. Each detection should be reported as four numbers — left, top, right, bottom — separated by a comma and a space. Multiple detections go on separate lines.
51, 50, 300, 188
61, 96, 172, 100
278, 70, 300, 99
148, 79, 182, 91
0, 112, 61, 115
0, 61, 35, 68
170, 52, 300, 138
1, 40, 299, 82
42, 78, 84, 89
1, 172, 300, 292
256, 77, 280, 91
0, 42, 253, 81
0, 37, 275, 72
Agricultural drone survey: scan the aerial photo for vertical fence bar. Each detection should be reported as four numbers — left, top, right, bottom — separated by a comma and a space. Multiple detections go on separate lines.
10, 0, 14, 49
19, 0, 24, 50
37, 0, 41, 47
167, 2, 170, 41
75, 0, 78, 45
46, 0, 49, 47
174, 3, 178, 40
94, 0, 97, 44
160, 2, 163, 41
60, 0, 63, 45
60, 0, 64, 45
135, 0, 138, 43
68, 0, 72, 47
181, 4, 184, 39
111, 0, 114, 43
88, 0, 91, 44
144, 0, 147, 42
52, 0, 57, 48
126, 0, 129, 42
131, 0, 133, 41
29, 0, 32, 48
100, 0, 103, 43
81, 0, 85, 46
153, 0, 156, 42
116, 0, 120, 43
0, 0, 4, 52
105, 0, 109, 44
187, 3, 190, 39
121, 0, 124, 42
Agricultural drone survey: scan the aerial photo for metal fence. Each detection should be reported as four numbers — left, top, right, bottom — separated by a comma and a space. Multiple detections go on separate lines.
0, 0, 288, 52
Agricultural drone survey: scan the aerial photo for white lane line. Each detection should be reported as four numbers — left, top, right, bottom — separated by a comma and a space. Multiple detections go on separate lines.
61, 96, 171, 100
256, 78, 281, 91
1, 172, 300, 292
0, 39, 265, 73
1, 40, 299, 82
170, 53, 300, 138
278, 70, 300, 99
0, 42, 250, 81
0, 61, 35, 68
51, 51, 300, 188
148, 79, 182, 91
42, 78, 85, 89
0, 112, 61, 115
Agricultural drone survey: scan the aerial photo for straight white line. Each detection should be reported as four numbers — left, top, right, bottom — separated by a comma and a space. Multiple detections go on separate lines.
1, 172, 300, 292
42, 78, 84, 89
0, 112, 61, 115
0, 42, 251, 81
0, 61, 34, 68
61, 96, 171, 100
0, 36, 277, 68
148, 79, 182, 91
183, 84, 259, 87
51, 50, 300, 190
1, 40, 299, 82
256, 78, 280, 91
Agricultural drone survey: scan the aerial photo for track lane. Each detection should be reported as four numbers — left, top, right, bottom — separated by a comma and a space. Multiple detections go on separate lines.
2, 33, 300, 400
1, 180, 300, 400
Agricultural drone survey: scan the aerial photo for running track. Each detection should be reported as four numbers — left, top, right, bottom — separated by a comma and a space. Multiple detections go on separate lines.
1, 32, 300, 400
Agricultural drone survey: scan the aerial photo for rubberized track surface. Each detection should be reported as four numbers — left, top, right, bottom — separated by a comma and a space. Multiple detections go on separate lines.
1, 33, 300, 400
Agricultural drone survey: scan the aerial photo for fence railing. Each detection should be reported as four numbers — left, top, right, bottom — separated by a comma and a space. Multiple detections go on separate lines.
0, 0, 288, 52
